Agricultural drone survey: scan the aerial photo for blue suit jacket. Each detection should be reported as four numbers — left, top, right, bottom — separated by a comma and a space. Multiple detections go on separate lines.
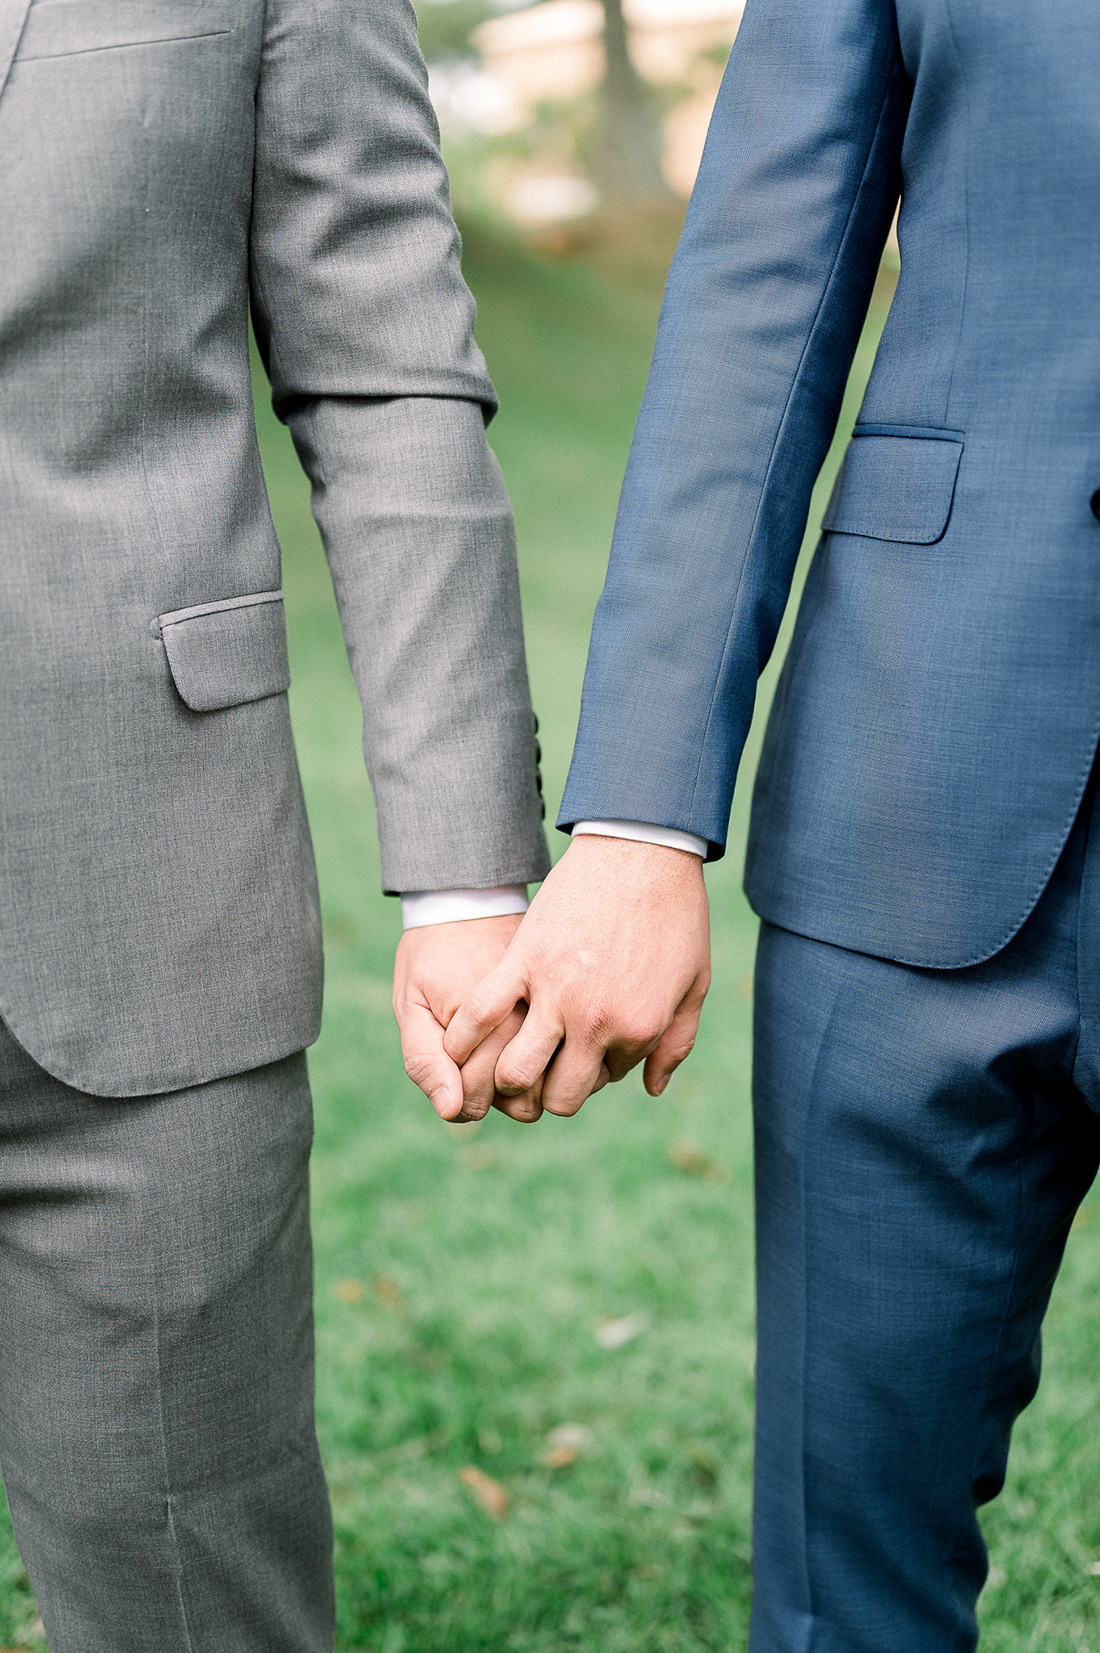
559, 0, 1100, 969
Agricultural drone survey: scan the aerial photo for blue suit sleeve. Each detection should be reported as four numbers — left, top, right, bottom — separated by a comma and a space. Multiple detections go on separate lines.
558, 0, 908, 858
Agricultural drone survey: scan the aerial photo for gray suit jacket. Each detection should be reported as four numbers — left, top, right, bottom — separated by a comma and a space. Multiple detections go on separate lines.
0, 0, 549, 1096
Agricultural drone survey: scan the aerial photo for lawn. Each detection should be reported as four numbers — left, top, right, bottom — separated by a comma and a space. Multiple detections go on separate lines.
1, 212, 1099, 1651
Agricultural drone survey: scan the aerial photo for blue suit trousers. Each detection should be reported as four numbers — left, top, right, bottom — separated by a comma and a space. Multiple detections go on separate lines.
751, 779, 1100, 1652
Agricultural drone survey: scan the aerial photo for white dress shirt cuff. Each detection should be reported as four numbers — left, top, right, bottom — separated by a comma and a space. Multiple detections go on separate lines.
571, 820, 708, 857
400, 885, 530, 930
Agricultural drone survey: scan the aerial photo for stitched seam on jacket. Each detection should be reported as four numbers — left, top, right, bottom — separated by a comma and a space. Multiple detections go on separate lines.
955, 729, 1100, 969
19, 29, 230, 61
750, 719, 1100, 967
158, 589, 284, 629
940, 0, 970, 429
685, 46, 904, 834
0, 0, 32, 105
914, 721, 1100, 969
851, 422, 964, 440
138, 98, 174, 645
248, 0, 279, 393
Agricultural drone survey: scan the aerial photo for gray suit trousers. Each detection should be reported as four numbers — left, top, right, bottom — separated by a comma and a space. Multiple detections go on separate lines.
0, 1021, 334, 1652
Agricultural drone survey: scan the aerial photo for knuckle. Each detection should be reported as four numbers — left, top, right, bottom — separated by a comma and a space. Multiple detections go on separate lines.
583, 998, 667, 1052
583, 997, 617, 1044
619, 1011, 665, 1049
496, 1060, 535, 1093
441, 1026, 466, 1060
462, 992, 494, 1029
403, 1053, 436, 1088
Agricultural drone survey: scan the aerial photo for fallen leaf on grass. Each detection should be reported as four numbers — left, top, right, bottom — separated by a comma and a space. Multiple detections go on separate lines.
545, 1423, 593, 1453
334, 1278, 365, 1304
668, 1140, 728, 1182
373, 1274, 404, 1309
543, 1420, 594, 1468
1087, 1560, 1100, 1576
543, 1444, 578, 1467
458, 1464, 509, 1519
594, 1312, 649, 1350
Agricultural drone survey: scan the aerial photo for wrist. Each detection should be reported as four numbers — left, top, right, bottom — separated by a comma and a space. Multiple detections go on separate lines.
566, 833, 705, 870
570, 819, 707, 858
400, 885, 529, 930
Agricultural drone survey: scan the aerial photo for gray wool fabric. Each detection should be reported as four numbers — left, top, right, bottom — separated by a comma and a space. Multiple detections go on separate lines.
0, 0, 549, 1098
0, 1020, 335, 1653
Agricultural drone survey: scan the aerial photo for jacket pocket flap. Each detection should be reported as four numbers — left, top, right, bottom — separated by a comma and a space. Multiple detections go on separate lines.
15, 0, 234, 61
822, 430, 964, 545
158, 592, 290, 713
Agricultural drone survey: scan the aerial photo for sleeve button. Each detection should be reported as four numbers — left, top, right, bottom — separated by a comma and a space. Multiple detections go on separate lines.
1091, 489, 1100, 522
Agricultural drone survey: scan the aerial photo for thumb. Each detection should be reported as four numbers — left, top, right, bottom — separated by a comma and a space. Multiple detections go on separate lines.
398, 1001, 465, 1120
444, 953, 530, 1065
642, 994, 703, 1098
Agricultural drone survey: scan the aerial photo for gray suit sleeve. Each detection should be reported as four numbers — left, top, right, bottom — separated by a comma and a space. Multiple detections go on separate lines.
248, 0, 549, 894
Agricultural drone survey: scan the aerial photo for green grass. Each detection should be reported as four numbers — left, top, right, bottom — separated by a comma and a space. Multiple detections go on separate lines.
275, 215, 1100, 1651
1, 216, 1099, 1650
278, 211, 763, 1653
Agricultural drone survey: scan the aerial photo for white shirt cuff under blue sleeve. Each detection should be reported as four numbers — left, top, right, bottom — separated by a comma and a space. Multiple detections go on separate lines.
400, 885, 530, 930
571, 820, 708, 857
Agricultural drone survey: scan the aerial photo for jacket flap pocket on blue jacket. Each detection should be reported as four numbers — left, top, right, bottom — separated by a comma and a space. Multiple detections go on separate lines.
822, 429, 964, 545
158, 591, 290, 713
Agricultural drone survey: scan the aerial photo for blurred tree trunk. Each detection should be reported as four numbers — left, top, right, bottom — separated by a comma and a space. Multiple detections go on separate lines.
593, 0, 669, 201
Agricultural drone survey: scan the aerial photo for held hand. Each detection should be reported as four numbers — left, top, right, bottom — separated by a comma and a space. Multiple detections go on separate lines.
392, 913, 542, 1125
444, 836, 711, 1117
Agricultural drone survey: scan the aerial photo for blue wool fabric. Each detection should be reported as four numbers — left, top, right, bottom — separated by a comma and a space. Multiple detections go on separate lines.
750, 776, 1100, 1651
560, 0, 1100, 970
